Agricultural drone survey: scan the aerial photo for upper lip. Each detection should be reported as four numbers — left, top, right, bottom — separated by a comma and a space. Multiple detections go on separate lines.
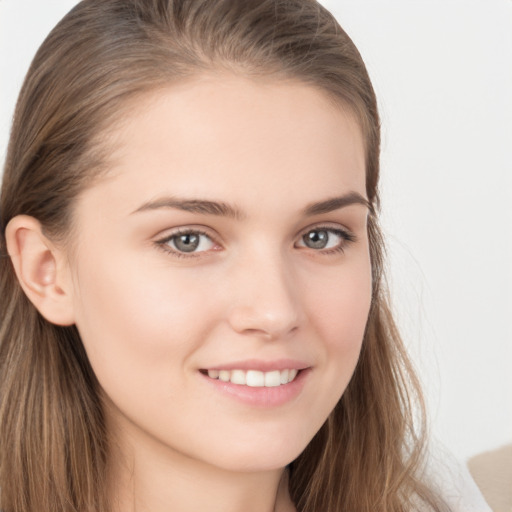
201, 358, 311, 372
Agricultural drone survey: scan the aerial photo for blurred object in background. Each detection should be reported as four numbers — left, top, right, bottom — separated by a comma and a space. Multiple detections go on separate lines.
468, 444, 512, 512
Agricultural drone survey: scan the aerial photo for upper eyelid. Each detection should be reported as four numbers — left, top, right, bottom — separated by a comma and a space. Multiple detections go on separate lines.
155, 225, 219, 242
295, 226, 355, 246
155, 223, 352, 237
154, 229, 218, 258
296, 222, 355, 239
153, 222, 355, 249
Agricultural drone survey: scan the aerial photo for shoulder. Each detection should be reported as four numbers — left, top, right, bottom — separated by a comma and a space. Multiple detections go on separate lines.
424, 445, 492, 512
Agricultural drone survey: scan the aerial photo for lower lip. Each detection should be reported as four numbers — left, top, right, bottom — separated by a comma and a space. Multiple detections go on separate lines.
199, 369, 310, 407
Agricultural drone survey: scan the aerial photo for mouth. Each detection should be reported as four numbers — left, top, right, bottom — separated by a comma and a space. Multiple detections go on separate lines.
200, 368, 300, 387
199, 363, 310, 407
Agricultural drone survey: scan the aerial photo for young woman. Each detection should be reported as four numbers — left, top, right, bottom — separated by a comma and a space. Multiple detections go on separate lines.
0, 1, 455, 511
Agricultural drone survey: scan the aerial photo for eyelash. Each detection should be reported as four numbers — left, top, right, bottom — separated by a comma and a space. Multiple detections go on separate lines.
299, 226, 356, 255
155, 228, 216, 259
154, 226, 356, 259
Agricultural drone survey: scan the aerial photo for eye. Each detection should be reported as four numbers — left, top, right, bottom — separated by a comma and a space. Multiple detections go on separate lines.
296, 227, 355, 252
156, 229, 217, 256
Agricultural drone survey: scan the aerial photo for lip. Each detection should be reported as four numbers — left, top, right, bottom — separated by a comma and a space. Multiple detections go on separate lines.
199, 363, 311, 408
201, 358, 310, 372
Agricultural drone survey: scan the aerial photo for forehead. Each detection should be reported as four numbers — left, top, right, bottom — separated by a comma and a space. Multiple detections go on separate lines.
78, 75, 366, 218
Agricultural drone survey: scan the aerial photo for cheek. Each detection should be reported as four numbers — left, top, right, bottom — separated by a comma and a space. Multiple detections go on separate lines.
70, 256, 220, 434
302, 254, 372, 414
307, 259, 372, 352
70, 252, 215, 384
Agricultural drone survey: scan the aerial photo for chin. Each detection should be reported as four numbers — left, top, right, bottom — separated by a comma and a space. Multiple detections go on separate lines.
202, 432, 314, 474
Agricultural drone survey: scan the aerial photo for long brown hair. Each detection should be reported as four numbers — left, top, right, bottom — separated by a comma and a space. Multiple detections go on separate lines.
0, 1, 449, 511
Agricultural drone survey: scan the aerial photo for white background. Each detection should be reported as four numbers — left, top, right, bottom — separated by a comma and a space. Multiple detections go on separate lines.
1, 0, 511, 464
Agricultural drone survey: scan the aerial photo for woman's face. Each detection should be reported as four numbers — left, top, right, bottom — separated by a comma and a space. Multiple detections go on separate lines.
68, 75, 372, 472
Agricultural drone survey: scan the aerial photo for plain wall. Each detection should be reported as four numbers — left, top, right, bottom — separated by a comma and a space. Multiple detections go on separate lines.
1, 0, 511, 463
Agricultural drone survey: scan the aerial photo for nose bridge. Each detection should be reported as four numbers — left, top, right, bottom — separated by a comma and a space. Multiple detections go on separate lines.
227, 244, 301, 339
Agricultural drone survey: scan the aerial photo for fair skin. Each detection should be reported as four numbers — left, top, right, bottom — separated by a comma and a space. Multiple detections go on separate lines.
7, 75, 371, 512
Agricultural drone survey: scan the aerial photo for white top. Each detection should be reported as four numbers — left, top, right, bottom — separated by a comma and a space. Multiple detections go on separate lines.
426, 447, 492, 512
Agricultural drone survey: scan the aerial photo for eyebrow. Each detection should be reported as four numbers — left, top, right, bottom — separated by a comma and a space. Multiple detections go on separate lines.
132, 198, 244, 219
302, 192, 371, 216
131, 191, 370, 218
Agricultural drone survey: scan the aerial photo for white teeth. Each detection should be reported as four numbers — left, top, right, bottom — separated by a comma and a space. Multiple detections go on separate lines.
206, 368, 300, 387
219, 370, 230, 382
264, 370, 281, 387
230, 369, 246, 385
246, 370, 264, 387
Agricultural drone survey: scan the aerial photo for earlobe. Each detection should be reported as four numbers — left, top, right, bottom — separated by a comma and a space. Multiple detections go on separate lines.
5, 215, 76, 326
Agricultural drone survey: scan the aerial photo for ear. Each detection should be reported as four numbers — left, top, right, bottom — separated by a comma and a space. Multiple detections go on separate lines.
5, 215, 75, 326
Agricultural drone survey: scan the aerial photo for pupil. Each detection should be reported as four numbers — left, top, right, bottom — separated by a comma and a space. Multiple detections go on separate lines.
305, 230, 328, 249
175, 233, 200, 252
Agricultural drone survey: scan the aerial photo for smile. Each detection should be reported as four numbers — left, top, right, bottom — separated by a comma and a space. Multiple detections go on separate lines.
205, 369, 299, 387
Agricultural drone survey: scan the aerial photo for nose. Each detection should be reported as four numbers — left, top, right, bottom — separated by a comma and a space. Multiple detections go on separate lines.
226, 250, 302, 340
